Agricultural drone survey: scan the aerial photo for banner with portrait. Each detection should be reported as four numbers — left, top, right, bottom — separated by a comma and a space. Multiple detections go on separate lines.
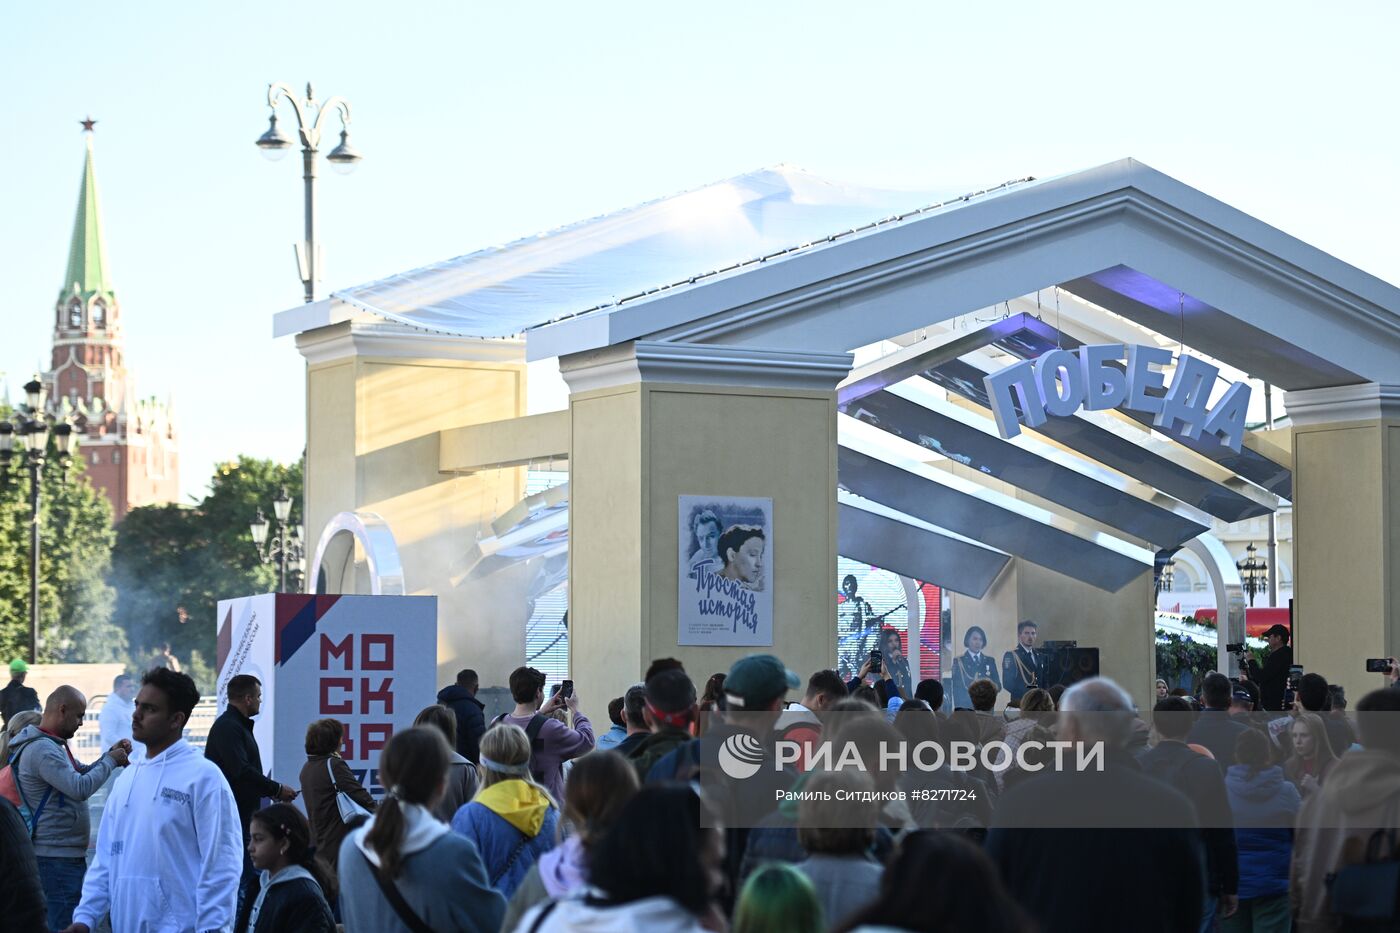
678, 495, 773, 646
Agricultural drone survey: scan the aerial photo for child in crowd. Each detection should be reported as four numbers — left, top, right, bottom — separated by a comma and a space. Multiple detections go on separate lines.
235, 803, 335, 933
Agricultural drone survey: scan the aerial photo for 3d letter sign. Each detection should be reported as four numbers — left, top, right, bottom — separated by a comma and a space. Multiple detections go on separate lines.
983, 344, 1252, 452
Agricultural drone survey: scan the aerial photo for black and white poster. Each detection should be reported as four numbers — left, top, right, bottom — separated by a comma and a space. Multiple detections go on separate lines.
678, 495, 773, 646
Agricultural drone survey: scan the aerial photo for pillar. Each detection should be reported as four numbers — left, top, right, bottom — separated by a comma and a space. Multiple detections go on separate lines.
562, 341, 852, 722
297, 321, 529, 692
1286, 383, 1400, 707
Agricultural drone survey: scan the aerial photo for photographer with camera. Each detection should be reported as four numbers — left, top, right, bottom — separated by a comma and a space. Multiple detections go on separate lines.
1241, 624, 1292, 711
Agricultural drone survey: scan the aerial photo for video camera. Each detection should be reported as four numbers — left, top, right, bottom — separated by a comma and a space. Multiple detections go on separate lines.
1284, 664, 1304, 708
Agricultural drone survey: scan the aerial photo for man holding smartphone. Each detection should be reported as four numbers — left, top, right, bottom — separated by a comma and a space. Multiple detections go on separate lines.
495, 666, 595, 804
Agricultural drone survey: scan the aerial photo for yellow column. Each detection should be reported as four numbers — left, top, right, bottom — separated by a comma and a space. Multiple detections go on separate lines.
298, 321, 528, 692
1287, 384, 1400, 706
563, 342, 852, 721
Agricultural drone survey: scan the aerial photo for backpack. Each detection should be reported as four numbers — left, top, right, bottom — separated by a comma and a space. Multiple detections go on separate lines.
0, 736, 58, 838
491, 714, 549, 784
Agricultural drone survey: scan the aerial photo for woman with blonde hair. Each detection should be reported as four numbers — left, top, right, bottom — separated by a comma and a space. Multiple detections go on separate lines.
0, 710, 40, 766
1284, 712, 1338, 797
451, 723, 560, 899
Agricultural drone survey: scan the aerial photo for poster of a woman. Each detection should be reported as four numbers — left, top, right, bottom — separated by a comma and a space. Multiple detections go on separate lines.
678, 496, 773, 646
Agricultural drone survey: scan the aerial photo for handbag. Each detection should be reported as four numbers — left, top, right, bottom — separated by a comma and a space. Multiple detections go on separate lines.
328, 757, 371, 824
1328, 795, 1400, 928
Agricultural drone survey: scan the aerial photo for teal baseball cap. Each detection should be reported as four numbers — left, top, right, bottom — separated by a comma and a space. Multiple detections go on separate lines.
724, 654, 800, 709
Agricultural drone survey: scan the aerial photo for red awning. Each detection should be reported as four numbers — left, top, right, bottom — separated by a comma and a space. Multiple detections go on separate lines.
1191, 607, 1290, 638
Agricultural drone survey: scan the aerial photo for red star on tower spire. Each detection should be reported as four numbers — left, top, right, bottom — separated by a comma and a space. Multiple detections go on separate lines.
80, 116, 97, 132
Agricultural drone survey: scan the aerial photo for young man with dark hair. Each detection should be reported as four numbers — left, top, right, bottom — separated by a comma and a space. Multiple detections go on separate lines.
1140, 697, 1239, 928
628, 669, 698, 780
914, 678, 946, 715
495, 665, 594, 804
436, 667, 486, 763
64, 668, 242, 933
615, 684, 651, 757
1002, 620, 1048, 705
1187, 671, 1251, 771
1295, 671, 1356, 755
596, 696, 628, 750
12, 685, 131, 929
203, 673, 297, 905
774, 669, 850, 772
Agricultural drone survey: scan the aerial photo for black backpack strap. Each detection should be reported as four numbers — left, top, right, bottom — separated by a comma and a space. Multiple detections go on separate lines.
524, 715, 548, 783
360, 849, 435, 933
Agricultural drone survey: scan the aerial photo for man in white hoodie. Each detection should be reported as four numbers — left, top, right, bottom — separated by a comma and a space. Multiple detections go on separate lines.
62, 667, 242, 933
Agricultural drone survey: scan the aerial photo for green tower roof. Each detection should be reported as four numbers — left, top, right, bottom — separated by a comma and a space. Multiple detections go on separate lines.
61, 128, 114, 304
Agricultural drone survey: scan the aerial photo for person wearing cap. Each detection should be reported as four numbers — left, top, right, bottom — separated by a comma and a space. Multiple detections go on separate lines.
1244, 624, 1292, 712
627, 669, 698, 782
647, 654, 800, 895
1, 659, 41, 727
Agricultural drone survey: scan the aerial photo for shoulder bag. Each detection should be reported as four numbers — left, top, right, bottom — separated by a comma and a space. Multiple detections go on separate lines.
328, 757, 371, 824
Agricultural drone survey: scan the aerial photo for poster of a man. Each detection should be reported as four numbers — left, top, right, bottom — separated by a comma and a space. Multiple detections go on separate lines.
688, 509, 722, 572
678, 496, 774, 646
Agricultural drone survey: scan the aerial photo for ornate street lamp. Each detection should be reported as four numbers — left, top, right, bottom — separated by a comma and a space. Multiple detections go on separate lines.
249, 486, 305, 593
1, 376, 78, 662
1237, 542, 1268, 607
1154, 559, 1176, 597
256, 82, 362, 304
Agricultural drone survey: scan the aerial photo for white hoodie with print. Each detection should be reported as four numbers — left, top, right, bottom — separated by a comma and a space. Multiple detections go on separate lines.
72, 738, 242, 933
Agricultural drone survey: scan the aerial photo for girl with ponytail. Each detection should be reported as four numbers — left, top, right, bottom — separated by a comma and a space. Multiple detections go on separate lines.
234, 803, 336, 933
338, 727, 506, 932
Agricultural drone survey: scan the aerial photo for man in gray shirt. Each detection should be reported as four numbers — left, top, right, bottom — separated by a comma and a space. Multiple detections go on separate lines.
12, 684, 130, 930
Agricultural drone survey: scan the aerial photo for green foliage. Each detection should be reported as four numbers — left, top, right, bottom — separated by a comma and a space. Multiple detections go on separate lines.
110, 456, 302, 693
1155, 629, 1220, 693
0, 438, 122, 664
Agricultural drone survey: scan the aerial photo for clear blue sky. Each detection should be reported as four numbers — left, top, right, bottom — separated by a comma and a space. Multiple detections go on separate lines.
4, 2, 1398, 501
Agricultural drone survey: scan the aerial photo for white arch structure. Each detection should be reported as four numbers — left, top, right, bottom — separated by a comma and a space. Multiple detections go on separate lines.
311, 510, 406, 596
1179, 534, 1246, 675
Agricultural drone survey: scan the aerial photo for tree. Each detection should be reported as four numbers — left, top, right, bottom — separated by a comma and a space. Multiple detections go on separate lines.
0, 431, 122, 664
110, 456, 302, 692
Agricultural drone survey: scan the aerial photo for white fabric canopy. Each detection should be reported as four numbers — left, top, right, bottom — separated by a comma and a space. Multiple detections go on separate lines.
330, 165, 1002, 339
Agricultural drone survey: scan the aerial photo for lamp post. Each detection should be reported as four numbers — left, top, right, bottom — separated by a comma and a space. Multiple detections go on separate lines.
255, 82, 363, 304
250, 486, 305, 593
1237, 542, 1268, 608
0, 377, 77, 663
1154, 559, 1176, 598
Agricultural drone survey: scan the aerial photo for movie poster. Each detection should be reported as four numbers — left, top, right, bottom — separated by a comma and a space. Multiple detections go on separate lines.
678, 495, 774, 646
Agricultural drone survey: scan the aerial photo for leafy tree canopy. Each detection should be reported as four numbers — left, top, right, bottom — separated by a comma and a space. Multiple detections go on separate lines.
0, 431, 121, 665
110, 456, 302, 692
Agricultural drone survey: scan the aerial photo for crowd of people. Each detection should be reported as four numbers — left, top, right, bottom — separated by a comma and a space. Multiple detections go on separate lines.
2, 626, 1400, 933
